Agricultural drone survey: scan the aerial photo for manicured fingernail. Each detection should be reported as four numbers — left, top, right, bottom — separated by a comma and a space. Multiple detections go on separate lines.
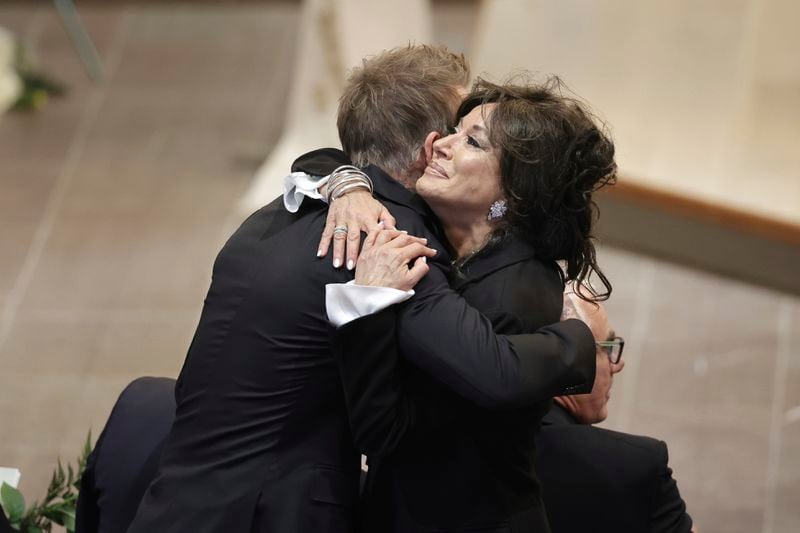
401, 230, 408, 234
333, 258, 342, 268
317, 249, 324, 257
377, 221, 384, 227
422, 256, 427, 263
347, 259, 355, 270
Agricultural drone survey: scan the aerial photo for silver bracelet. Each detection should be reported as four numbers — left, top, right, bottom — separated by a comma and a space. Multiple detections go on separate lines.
331, 182, 372, 201
328, 176, 370, 201
328, 170, 372, 194
326, 166, 373, 203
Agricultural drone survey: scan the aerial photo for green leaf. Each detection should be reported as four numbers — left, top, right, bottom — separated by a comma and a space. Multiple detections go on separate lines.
41, 508, 63, 521
0, 482, 26, 521
62, 509, 76, 531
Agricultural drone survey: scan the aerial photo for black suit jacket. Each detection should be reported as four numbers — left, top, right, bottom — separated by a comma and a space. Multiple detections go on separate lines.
535, 406, 693, 533
128, 149, 595, 532
76, 377, 177, 533
334, 235, 586, 533
128, 194, 360, 533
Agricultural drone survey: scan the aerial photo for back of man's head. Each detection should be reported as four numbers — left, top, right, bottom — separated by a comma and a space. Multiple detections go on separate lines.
337, 44, 470, 183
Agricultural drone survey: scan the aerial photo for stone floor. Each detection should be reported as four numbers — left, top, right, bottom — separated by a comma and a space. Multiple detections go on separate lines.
0, 3, 798, 533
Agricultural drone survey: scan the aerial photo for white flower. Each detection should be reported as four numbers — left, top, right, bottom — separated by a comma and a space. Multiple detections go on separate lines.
0, 26, 21, 115
0, 26, 15, 69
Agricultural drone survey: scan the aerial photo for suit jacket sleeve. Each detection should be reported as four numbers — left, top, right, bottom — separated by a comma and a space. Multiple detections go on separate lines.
333, 306, 462, 454
333, 260, 595, 455
650, 441, 694, 533
392, 261, 595, 408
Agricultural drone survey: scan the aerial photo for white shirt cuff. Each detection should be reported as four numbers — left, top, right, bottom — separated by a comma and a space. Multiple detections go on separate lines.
283, 172, 331, 213
326, 280, 414, 328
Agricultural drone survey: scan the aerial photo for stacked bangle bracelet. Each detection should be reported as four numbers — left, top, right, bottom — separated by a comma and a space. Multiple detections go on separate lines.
326, 165, 373, 203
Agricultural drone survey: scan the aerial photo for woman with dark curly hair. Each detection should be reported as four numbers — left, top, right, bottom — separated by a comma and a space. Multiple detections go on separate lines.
334, 77, 617, 533
419, 77, 615, 297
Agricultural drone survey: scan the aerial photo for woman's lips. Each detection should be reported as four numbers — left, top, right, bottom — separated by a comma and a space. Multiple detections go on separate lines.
426, 162, 449, 179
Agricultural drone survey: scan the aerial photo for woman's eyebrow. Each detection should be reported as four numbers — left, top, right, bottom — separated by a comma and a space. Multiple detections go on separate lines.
468, 123, 493, 146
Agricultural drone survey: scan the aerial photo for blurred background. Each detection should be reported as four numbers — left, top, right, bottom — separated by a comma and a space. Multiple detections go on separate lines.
0, 1, 798, 532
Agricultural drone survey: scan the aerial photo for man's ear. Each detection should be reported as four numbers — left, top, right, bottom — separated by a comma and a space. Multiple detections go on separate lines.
409, 145, 428, 176
424, 131, 440, 164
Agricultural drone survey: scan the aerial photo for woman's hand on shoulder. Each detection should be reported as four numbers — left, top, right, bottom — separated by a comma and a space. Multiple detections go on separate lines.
318, 190, 397, 270
354, 227, 437, 292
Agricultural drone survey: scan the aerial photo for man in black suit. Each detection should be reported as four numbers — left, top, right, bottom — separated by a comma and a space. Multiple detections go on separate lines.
535, 289, 696, 533
126, 45, 595, 533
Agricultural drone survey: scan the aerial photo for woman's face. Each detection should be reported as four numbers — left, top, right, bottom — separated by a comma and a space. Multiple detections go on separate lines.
416, 104, 503, 222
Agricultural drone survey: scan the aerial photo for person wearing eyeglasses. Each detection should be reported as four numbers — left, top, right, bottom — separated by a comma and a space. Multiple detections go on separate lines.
535, 288, 696, 533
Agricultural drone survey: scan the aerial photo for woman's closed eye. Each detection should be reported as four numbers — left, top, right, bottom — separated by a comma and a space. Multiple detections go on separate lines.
466, 135, 482, 149
451, 124, 486, 150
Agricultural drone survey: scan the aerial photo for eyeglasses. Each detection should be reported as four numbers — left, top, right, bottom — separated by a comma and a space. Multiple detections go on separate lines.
595, 336, 624, 364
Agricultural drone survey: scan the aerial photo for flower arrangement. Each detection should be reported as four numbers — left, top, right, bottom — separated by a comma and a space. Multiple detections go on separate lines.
0, 434, 91, 533
0, 25, 65, 115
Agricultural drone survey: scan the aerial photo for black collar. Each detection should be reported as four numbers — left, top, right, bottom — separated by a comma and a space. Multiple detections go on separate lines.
542, 403, 579, 426
364, 165, 447, 245
290, 147, 350, 175
365, 165, 438, 222
451, 233, 539, 291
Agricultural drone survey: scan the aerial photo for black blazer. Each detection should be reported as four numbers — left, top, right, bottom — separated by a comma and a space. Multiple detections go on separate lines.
128, 195, 360, 533
128, 149, 595, 533
535, 406, 694, 533
333, 235, 585, 533
76, 377, 177, 533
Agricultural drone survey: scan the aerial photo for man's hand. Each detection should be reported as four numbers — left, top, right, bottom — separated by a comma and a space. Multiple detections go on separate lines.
354, 227, 437, 292
561, 291, 580, 321
318, 190, 396, 270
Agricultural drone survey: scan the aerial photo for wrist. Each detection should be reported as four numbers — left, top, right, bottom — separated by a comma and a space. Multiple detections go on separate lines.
326, 165, 373, 203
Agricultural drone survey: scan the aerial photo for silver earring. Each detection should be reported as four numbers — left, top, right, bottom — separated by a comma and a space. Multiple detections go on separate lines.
488, 199, 507, 221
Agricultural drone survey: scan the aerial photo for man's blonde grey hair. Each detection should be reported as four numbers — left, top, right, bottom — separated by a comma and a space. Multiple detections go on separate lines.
337, 44, 470, 178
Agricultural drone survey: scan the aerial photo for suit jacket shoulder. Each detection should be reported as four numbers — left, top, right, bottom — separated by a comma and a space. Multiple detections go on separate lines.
536, 423, 693, 533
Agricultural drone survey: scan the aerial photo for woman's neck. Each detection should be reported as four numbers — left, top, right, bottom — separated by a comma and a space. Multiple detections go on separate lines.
440, 213, 495, 260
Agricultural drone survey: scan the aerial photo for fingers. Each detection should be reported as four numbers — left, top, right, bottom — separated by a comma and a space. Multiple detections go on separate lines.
372, 228, 407, 248
378, 207, 396, 230
346, 207, 399, 268
382, 232, 430, 250
317, 216, 336, 258
392, 242, 437, 266
406, 256, 431, 288
360, 224, 384, 256
345, 224, 361, 270
331, 224, 348, 268
327, 190, 396, 268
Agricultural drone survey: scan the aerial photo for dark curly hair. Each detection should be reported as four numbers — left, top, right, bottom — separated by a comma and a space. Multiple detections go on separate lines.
457, 77, 617, 300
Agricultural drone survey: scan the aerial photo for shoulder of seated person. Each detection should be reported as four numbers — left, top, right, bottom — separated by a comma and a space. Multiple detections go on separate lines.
545, 424, 666, 459
539, 426, 669, 492
587, 428, 672, 489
